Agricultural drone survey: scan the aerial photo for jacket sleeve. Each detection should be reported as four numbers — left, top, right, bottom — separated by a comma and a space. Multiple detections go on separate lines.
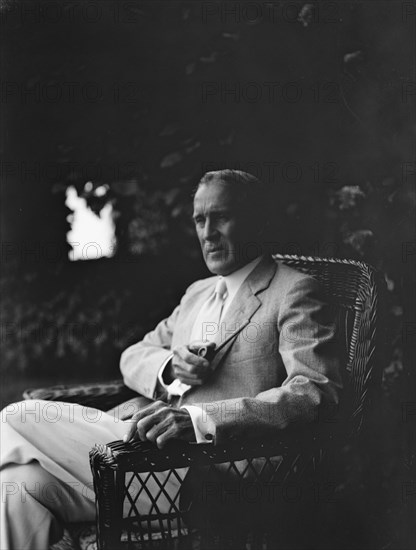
194, 276, 343, 445
120, 282, 197, 399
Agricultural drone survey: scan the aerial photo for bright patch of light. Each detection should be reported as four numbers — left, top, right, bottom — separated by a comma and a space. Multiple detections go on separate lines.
94, 184, 109, 197
84, 181, 93, 192
65, 186, 116, 261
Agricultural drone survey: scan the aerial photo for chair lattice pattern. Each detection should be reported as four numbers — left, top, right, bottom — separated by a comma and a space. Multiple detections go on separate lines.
123, 468, 189, 541
90, 436, 324, 550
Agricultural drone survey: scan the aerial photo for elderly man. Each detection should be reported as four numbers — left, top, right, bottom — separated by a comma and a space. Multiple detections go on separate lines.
0, 170, 342, 550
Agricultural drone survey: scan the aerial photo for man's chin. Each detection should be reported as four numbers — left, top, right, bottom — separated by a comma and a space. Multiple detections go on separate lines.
204, 257, 236, 276
204, 257, 228, 275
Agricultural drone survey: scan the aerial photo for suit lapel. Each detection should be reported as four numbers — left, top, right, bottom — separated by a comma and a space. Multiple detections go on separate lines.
209, 255, 278, 371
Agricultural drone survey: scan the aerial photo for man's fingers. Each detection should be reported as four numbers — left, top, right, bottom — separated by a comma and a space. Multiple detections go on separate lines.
174, 362, 211, 381
124, 408, 196, 448
155, 427, 177, 449
171, 345, 212, 385
175, 373, 204, 385
144, 416, 172, 443
173, 363, 205, 383
136, 407, 172, 441
123, 418, 138, 442
173, 357, 209, 376
124, 410, 165, 443
136, 414, 159, 441
123, 401, 166, 443
154, 411, 195, 448
173, 365, 200, 379
173, 346, 209, 369
188, 341, 216, 354
131, 400, 167, 427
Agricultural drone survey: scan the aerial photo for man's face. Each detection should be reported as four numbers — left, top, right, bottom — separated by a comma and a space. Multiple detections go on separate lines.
193, 181, 259, 275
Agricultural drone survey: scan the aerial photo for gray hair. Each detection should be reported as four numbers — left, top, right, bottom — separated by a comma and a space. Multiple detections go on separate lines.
195, 169, 271, 229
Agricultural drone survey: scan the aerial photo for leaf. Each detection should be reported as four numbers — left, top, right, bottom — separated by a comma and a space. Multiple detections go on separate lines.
160, 152, 183, 169
185, 141, 201, 154
200, 52, 219, 63
343, 229, 374, 255
297, 4, 315, 28
164, 188, 181, 206
331, 185, 366, 210
344, 51, 363, 65
343, 51, 365, 80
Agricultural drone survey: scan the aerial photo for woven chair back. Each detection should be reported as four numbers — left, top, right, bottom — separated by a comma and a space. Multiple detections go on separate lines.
273, 254, 384, 436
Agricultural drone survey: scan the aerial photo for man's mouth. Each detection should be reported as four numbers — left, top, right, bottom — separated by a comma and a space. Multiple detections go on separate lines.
205, 246, 223, 254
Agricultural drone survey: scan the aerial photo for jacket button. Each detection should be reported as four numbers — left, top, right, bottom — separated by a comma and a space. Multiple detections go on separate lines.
205, 433, 213, 441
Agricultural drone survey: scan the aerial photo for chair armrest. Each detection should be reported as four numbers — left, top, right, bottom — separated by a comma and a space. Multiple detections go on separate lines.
23, 379, 138, 411
90, 425, 329, 472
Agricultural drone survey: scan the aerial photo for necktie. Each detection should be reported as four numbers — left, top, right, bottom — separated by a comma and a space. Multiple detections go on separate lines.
189, 277, 228, 343
167, 278, 228, 398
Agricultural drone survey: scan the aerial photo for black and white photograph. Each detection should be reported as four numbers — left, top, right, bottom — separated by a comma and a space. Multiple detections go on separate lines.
0, 1, 415, 549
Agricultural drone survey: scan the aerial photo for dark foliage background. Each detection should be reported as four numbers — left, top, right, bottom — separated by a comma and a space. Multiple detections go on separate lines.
1, 1, 415, 548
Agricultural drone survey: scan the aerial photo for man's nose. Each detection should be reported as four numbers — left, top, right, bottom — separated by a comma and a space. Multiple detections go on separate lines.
203, 219, 218, 240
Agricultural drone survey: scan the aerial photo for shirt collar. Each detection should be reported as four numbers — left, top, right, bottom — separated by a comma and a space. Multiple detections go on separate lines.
221, 255, 263, 303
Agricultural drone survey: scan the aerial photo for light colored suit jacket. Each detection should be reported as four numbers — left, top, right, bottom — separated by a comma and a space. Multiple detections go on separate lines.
120, 255, 343, 445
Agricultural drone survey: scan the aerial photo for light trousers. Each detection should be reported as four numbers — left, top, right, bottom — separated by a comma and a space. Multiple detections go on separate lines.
0, 399, 183, 550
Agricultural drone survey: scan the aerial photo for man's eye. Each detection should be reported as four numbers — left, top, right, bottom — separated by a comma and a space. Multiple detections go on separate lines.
194, 217, 204, 225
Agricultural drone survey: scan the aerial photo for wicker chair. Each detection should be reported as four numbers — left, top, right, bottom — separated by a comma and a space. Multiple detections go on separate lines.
23, 254, 386, 550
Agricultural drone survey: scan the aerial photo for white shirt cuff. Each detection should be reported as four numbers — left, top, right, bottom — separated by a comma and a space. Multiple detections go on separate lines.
157, 355, 191, 396
181, 405, 216, 444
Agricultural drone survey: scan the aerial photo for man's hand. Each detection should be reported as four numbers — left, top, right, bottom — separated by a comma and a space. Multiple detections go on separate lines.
170, 341, 215, 386
123, 400, 196, 448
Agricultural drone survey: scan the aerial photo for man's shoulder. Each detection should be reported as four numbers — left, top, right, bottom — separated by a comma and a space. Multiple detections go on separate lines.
272, 260, 322, 295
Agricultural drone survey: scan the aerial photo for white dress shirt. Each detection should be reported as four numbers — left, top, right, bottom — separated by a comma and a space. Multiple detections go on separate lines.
158, 255, 263, 443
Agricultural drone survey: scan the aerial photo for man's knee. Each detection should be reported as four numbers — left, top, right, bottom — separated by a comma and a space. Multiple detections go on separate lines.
1, 463, 64, 547
1, 466, 20, 507
1, 463, 72, 511
1, 463, 43, 509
